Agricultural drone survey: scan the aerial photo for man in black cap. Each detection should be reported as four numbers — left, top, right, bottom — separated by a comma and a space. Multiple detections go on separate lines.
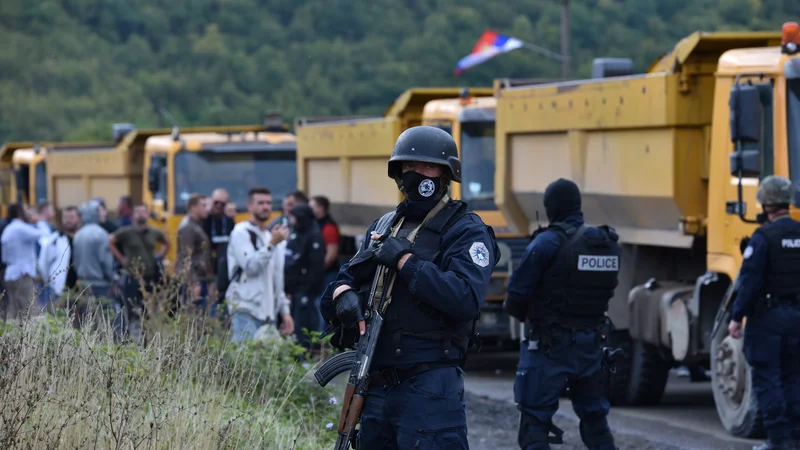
320, 125, 499, 449
504, 178, 621, 450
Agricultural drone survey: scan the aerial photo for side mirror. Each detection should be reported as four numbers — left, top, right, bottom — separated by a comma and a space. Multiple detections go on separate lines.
729, 83, 761, 143
729, 150, 760, 177
147, 165, 160, 193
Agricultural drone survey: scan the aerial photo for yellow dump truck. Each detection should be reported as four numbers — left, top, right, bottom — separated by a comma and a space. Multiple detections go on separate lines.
142, 114, 297, 264
494, 25, 800, 437
296, 87, 525, 346
40, 116, 295, 265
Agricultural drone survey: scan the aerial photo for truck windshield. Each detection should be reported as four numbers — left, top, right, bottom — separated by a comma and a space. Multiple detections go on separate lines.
788, 78, 800, 206
460, 121, 496, 210
173, 151, 297, 214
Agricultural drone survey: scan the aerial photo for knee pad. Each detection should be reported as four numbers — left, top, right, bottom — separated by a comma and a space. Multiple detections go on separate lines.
579, 418, 615, 449
518, 413, 564, 448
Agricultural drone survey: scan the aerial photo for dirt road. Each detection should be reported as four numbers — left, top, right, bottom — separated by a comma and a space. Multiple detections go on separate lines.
464, 351, 759, 450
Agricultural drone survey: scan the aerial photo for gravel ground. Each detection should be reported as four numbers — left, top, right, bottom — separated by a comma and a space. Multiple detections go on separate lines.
466, 392, 683, 450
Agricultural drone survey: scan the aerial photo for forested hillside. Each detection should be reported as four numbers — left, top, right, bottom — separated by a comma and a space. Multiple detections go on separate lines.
0, 0, 797, 142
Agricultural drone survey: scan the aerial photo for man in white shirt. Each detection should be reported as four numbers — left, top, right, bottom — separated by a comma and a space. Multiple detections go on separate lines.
1, 204, 47, 321
35, 202, 56, 306
225, 186, 293, 342
38, 206, 82, 308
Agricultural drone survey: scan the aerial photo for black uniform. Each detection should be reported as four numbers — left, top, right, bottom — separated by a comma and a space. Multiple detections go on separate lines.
504, 178, 620, 450
320, 125, 499, 449
733, 215, 800, 449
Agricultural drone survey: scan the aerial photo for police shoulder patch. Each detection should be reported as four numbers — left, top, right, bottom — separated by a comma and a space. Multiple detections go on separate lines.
469, 242, 490, 268
743, 245, 754, 259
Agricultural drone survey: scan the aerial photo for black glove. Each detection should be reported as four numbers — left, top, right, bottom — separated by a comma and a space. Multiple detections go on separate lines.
503, 295, 528, 322
334, 289, 365, 328
373, 236, 412, 268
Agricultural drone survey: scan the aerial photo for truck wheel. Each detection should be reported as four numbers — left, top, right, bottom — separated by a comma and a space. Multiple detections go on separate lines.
605, 331, 670, 406
710, 313, 764, 438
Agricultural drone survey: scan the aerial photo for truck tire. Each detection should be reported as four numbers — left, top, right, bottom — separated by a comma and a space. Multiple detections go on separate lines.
605, 331, 671, 406
710, 308, 764, 438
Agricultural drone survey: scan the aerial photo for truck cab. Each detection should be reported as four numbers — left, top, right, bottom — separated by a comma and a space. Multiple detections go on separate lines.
0, 142, 35, 214
422, 94, 528, 345
143, 116, 297, 265
9, 145, 47, 206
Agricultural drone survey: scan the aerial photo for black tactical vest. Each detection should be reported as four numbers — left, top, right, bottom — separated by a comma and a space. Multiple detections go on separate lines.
755, 219, 800, 301
368, 200, 483, 368
531, 222, 620, 329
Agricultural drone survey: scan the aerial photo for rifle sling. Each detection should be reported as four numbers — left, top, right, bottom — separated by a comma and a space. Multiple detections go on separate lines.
375, 195, 449, 314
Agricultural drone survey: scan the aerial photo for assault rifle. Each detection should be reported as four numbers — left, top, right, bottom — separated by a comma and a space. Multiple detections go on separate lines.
314, 261, 398, 450
711, 276, 741, 340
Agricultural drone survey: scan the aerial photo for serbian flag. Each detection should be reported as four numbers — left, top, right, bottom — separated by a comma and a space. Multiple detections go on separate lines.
454, 30, 524, 75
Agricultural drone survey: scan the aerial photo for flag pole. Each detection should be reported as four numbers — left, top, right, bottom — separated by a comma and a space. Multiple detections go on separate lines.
519, 41, 566, 62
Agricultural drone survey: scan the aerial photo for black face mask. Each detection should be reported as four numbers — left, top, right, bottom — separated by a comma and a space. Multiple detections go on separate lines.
400, 171, 441, 202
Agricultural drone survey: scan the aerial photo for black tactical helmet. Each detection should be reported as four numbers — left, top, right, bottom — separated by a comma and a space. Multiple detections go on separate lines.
387, 126, 462, 183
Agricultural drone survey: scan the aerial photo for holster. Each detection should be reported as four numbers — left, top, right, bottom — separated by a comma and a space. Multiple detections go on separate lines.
525, 322, 555, 353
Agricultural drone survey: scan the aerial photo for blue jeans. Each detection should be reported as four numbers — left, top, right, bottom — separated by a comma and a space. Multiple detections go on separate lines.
357, 366, 468, 449
230, 310, 270, 342
743, 304, 800, 442
514, 328, 615, 450
37, 282, 51, 309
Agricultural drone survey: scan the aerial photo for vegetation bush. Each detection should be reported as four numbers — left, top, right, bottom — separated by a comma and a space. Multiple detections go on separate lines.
2, 0, 799, 142
0, 277, 341, 449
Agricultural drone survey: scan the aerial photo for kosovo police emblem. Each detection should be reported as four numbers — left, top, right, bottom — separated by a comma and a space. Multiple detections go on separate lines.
469, 242, 490, 267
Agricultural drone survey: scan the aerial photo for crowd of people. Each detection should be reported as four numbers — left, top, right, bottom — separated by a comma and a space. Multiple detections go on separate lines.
0, 187, 342, 350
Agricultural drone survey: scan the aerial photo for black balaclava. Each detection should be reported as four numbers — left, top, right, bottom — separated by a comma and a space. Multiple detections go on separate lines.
543, 178, 582, 223
396, 170, 447, 221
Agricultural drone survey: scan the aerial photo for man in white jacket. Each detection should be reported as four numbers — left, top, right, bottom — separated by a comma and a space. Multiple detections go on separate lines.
38, 206, 82, 308
225, 186, 293, 342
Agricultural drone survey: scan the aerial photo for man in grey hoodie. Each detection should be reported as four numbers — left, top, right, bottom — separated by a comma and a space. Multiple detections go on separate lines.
73, 200, 118, 303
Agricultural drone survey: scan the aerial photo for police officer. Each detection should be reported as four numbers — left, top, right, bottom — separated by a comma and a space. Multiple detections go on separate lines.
320, 125, 498, 449
728, 175, 800, 450
503, 178, 620, 450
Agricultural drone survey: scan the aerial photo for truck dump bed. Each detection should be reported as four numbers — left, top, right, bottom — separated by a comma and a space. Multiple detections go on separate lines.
494, 31, 782, 248
46, 142, 139, 210
296, 88, 492, 236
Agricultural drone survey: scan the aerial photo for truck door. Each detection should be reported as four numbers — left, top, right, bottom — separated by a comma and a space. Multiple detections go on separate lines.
725, 78, 775, 249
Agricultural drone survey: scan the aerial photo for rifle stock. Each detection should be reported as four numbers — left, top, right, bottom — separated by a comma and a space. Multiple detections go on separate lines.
337, 384, 355, 432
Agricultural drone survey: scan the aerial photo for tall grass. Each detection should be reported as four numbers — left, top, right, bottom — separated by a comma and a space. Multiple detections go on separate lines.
0, 292, 340, 449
